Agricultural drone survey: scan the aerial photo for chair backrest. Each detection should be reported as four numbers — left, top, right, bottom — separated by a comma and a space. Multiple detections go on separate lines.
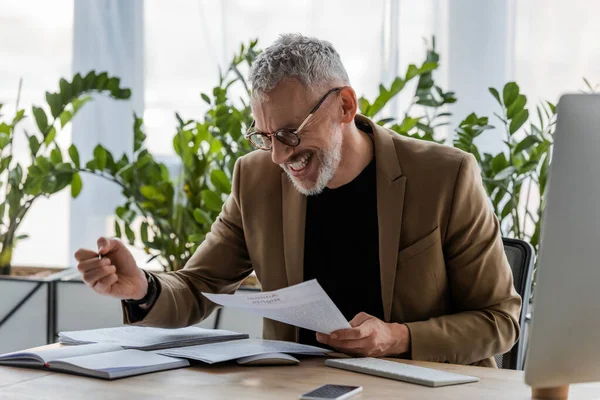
494, 238, 535, 370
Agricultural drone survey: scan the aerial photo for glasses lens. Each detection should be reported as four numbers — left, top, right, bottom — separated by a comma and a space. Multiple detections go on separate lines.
249, 133, 272, 149
275, 130, 300, 147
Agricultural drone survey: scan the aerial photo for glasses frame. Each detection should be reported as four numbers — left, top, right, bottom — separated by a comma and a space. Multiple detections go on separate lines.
244, 87, 342, 150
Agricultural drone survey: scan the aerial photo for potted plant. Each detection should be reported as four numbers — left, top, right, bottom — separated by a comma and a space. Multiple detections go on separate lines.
0, 72, 130, 276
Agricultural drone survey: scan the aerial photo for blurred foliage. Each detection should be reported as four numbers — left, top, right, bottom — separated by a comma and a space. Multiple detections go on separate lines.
359, 37, 456, 143
84, 40, 258, 271
0, 72, 130, 272
358, 38, 556, 251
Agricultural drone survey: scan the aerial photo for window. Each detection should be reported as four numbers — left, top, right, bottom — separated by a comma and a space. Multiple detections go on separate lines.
0, 0, 73, 267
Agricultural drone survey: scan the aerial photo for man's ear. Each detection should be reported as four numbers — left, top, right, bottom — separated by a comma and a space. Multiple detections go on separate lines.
339, 86, 357, 124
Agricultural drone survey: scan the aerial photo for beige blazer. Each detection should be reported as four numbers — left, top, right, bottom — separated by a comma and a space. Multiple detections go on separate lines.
124, 114, 522, 367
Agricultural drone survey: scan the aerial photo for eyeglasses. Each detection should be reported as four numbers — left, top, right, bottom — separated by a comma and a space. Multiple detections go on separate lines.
245, 87, 342, 150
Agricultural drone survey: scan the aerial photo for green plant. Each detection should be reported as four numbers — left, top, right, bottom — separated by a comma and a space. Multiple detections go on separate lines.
479, 84, 555, 249
0, 72, 130, 273
352, 37, 560, 252
363, 73, 556, 251
83, 41, 259, 271
359, 37, 456, 142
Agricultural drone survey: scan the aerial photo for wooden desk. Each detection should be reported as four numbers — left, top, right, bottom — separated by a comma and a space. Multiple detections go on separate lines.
1, 355, 599, 399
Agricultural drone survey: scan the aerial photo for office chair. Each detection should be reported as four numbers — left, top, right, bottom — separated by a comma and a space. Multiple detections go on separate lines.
494, 237, 535, 370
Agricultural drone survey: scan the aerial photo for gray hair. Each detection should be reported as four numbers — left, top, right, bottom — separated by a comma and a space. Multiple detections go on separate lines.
249, 33, 350, 102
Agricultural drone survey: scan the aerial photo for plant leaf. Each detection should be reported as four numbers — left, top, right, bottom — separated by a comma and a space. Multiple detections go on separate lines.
140, 222, 149, 244
36, 156, 53, 173
201, 190, 224, 212
514, 135, 542, 155
59, 78, 72, 105
71, 73, 83, 96
133, 115, 146, 152
140, 185, 166, 202
114, 220, 122, 238
93, 145, 108, 170
358, 97, 370, 115
46, 92, 62, 118
32, 106, 49, 133
188, 233, 205, 243
193, 208, 212, 225
509, 109, 529, 135
506, 94, 527, 119
405, 64, 419, 81
50, 148, 63, 164
502, 82, 519, 107
44, 127, 56, 146
494, 166, 517, 181
12, 109, 25, 126
0, 156, 12, 174
72, 96, 92, 114
68, 145, 80, 169
491, 153, 508, 174
28, 136, 40, 156
95, 72, 108, 90
210, 170, 231, 194
124, 223, 135, 245
501, 200, 513, 219
71, 172, 82, 198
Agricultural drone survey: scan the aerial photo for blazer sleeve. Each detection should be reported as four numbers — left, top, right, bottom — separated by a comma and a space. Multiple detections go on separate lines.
121, 157, 253, 328
404, 153, 522, 365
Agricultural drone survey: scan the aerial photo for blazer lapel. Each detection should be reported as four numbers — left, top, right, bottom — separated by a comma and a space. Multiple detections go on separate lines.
281, 174, 307, 287
280, 115, 406, 323
367, 116, 407, 323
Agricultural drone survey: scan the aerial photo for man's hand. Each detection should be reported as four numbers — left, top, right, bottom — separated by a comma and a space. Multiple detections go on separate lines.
316, 312, 411, 357
74, 237, 148, 300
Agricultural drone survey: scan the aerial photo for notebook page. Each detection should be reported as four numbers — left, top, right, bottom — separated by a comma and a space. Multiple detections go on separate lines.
0, 343, 123, 364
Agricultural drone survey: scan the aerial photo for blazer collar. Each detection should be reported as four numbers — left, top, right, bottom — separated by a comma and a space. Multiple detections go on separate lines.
281, 114, 406, 322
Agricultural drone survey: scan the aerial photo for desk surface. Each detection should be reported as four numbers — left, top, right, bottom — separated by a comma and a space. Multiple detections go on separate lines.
1, 354, 599, 400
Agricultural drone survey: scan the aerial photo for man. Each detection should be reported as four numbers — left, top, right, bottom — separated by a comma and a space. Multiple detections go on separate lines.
75, 34, 521, 367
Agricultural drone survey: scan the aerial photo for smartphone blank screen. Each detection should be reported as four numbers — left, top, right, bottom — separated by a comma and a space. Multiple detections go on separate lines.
300, 384, 362, 399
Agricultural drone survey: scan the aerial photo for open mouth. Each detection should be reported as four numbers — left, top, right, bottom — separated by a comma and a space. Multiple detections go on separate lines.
286, 152, 314, 177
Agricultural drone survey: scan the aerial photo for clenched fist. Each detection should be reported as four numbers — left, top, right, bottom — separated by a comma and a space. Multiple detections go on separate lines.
74, 237, 148, 300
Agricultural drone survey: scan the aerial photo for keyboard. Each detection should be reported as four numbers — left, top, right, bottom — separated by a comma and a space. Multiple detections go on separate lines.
325, 357, 480, 388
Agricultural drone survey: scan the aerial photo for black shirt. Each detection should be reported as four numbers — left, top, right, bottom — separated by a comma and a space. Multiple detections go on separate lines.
299, 150, 384, 348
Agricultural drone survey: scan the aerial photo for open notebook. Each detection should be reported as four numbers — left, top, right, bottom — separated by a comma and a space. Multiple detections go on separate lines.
58, 326, 248, 350
0, 343, 189, 380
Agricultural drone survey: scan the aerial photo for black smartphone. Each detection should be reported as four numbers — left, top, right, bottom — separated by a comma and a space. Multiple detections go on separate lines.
299, 384, 363, 400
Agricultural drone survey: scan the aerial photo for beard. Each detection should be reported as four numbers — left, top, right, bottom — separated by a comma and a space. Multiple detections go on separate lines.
281, 131, 343, 196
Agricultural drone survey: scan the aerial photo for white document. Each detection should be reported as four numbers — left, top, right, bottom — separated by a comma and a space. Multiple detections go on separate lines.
158, 339, 330, 364
202, 279, 351, 334
58, 326, 248, 350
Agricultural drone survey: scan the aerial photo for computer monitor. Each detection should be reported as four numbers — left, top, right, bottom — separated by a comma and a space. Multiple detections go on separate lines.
525, 94, 600, 388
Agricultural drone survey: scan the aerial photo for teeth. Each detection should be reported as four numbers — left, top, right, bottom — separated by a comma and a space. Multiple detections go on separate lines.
289, 153, 311, 170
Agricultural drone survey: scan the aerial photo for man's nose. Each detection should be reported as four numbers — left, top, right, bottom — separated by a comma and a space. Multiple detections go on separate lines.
271, 138, 293, 165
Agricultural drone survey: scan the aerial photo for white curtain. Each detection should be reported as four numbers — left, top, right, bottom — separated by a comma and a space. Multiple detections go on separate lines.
69, 0, 144, 265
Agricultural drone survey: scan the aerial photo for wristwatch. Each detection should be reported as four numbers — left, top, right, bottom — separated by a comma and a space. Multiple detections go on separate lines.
125, 269, 158, 307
